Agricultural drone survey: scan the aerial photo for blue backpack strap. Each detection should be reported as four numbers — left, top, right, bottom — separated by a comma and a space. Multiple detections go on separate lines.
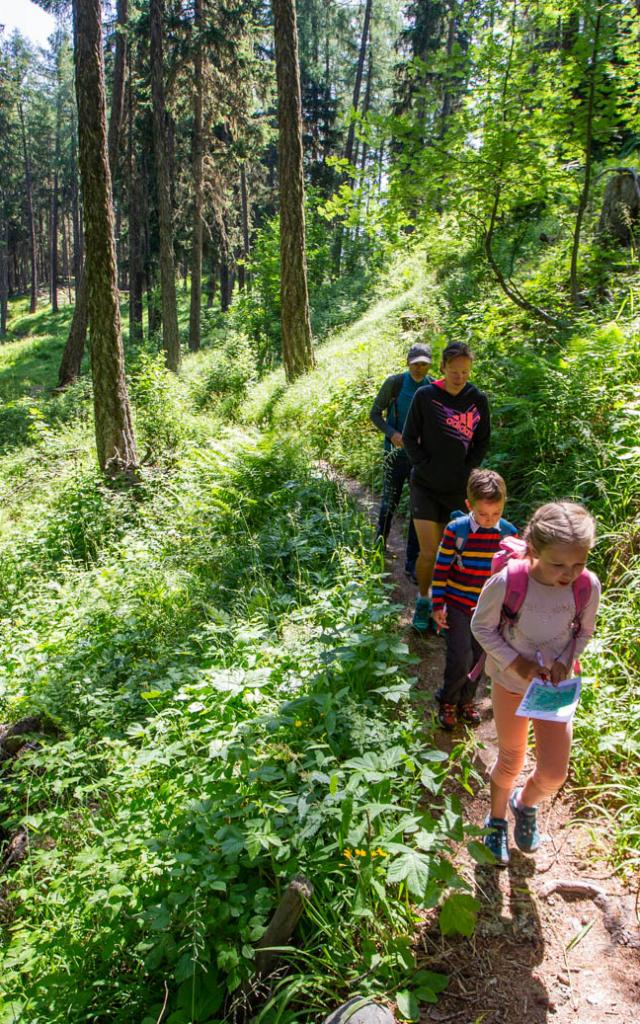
498, 518, 518, 538
449, 511, 471, 554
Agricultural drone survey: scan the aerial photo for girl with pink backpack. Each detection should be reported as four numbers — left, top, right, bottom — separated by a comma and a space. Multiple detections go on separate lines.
471, 501, 601, 866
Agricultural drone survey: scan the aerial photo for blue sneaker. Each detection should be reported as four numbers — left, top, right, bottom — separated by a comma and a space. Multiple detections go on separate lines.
483, 816, 510, 866
509, 788, 540, 852
412, 596, 432, 634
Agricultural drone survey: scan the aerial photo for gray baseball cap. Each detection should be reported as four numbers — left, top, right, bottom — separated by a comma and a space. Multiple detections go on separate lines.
407, 342, 432, 364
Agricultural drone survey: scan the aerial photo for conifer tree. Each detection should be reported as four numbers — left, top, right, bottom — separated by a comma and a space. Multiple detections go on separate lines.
73, 0, 137, 475
272, 0, 314, 380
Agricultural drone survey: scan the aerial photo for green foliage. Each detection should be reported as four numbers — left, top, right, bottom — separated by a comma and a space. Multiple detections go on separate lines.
0, 348, 475, 1021
129, 351, 190, 462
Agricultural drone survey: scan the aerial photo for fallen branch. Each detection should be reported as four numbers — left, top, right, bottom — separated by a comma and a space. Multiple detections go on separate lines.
539, 879, 605, 900
539, 878, 640, 948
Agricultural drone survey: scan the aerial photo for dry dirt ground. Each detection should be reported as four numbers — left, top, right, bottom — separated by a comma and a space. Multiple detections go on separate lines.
334, 472, 640, 1024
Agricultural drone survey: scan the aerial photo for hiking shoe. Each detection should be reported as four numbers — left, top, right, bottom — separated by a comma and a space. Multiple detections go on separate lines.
483, 816, 510, 866
509, 788, 540, 852
412, 596, 432, 634
438, 703, 458, 731
459, 702, 481, 725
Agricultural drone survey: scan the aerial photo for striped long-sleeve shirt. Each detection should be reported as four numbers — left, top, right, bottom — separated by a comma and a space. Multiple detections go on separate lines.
431, 515, 517, 616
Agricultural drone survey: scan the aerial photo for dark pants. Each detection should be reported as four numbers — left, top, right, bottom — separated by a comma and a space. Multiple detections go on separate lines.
441, 603, 483, 706
376, 449, 420, 569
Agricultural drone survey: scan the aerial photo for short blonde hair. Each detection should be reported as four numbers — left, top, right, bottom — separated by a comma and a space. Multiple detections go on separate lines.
524, 501, 596, 552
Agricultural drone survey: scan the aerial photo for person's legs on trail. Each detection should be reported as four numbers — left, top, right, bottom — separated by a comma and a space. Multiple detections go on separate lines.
438, 605, 482, 727
413, 518, 445, 597
489, 684, 530, 820
405, 517, 420, 581
375, 449, 409, 549
522, 717, 572, 807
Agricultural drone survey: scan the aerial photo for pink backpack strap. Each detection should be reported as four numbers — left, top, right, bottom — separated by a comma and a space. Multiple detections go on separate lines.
566, 570, 592, 672
571, 570, 592, 622
502, 558, 530, 622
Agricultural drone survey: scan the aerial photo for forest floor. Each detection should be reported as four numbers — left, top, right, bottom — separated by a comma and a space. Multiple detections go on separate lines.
333, 471, 640, 1024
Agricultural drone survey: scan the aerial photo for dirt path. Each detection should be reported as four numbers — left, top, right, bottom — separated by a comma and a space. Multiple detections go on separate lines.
334, 471, 640, 1024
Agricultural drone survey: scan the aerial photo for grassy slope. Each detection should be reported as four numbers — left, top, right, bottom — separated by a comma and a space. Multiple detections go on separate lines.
0, 293, 468, 1024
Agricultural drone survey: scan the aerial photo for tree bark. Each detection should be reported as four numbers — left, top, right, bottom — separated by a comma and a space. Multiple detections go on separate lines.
50, 174, 59, 312
0, 202, 8, 335
344, 0, 372, 168
570, 11, 602, 308
73, 0, 138, 475
59, 0, 129, 386
272, 0, 314, 380
17, 97, 37, 314
128, 76, 144, 344
598, 169, 640, 245
239, 163, 251, 291
188, 0, 204, 351
150, 0, 181, 371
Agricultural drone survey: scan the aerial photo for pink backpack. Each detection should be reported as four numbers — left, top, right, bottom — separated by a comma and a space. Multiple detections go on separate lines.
468, 536, 592, 682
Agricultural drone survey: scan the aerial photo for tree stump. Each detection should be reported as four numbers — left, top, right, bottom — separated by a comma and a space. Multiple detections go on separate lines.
254, 874, 313, 978
598, 169, 640, 245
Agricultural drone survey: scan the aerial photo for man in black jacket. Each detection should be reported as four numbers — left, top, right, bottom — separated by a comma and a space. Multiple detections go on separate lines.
402, 341, 491, 632
370, 342, 432, 582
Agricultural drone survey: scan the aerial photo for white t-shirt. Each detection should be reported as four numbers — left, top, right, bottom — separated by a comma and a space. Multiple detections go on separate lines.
470, 566, 601, 695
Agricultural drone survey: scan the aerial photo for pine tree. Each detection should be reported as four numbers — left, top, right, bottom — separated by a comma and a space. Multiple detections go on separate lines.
73, 0, 138, 476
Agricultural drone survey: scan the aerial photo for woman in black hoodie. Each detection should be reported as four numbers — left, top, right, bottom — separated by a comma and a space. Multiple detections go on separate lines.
402, 342, 491, 633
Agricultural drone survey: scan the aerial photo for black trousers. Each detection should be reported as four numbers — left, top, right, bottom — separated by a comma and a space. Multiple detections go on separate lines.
441, 603, 483, 705
375, 448, 419, 567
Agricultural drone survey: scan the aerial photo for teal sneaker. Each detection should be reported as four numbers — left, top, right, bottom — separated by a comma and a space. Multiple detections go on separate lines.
509, 788, 540, 852
412, 596, 432, 634
483, 816, 510, 866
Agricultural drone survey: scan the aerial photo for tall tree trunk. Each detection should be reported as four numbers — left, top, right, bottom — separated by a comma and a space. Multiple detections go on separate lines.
272, 0, 314, 380
50, 174, 59, 312
71, 123, 83, 289
344, 0, 372, 167
238, 163, 251, 291
128, 76, 144, 343
62, 212, 72, 303
59, 0, 128, 386
73, 0, 138, 475
18, 98, 37, 314
0, 201, 8, 336
150, 0, 181, 371
570, 11, 601, 308
188, 0, 204, 351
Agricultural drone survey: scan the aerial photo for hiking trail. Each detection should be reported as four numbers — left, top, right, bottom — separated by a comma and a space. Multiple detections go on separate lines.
330, 468, 640, 1024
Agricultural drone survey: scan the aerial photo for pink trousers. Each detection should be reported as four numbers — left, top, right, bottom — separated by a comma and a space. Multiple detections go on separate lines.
491, 682, 573, 806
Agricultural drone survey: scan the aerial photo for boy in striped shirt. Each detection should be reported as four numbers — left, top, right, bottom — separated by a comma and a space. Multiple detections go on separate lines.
432, 469, 517, 731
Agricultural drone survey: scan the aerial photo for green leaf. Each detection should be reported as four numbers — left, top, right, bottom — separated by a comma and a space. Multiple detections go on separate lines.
413, 969, 448, 994
467, 840, 498, 865
396, 989, 419, 1021
438, 893, 481, 937
387, 850, 432, 898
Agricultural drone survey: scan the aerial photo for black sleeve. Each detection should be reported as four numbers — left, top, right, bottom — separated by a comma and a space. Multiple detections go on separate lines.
402, 389, 430, 467
467, 392, 491, 468
369, 375, 400, 441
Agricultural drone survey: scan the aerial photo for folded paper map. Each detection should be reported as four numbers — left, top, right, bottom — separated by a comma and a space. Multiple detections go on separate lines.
515, 676, 582, 722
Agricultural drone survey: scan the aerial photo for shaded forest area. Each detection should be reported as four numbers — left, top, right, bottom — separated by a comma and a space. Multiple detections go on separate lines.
1, 2, 640, 1023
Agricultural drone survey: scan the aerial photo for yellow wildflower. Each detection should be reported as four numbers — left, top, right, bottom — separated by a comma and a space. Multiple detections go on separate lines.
294, 719, 303, 727
343, 849, 352, 859
355, 848, 367, 857
376, 847, 388, 858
